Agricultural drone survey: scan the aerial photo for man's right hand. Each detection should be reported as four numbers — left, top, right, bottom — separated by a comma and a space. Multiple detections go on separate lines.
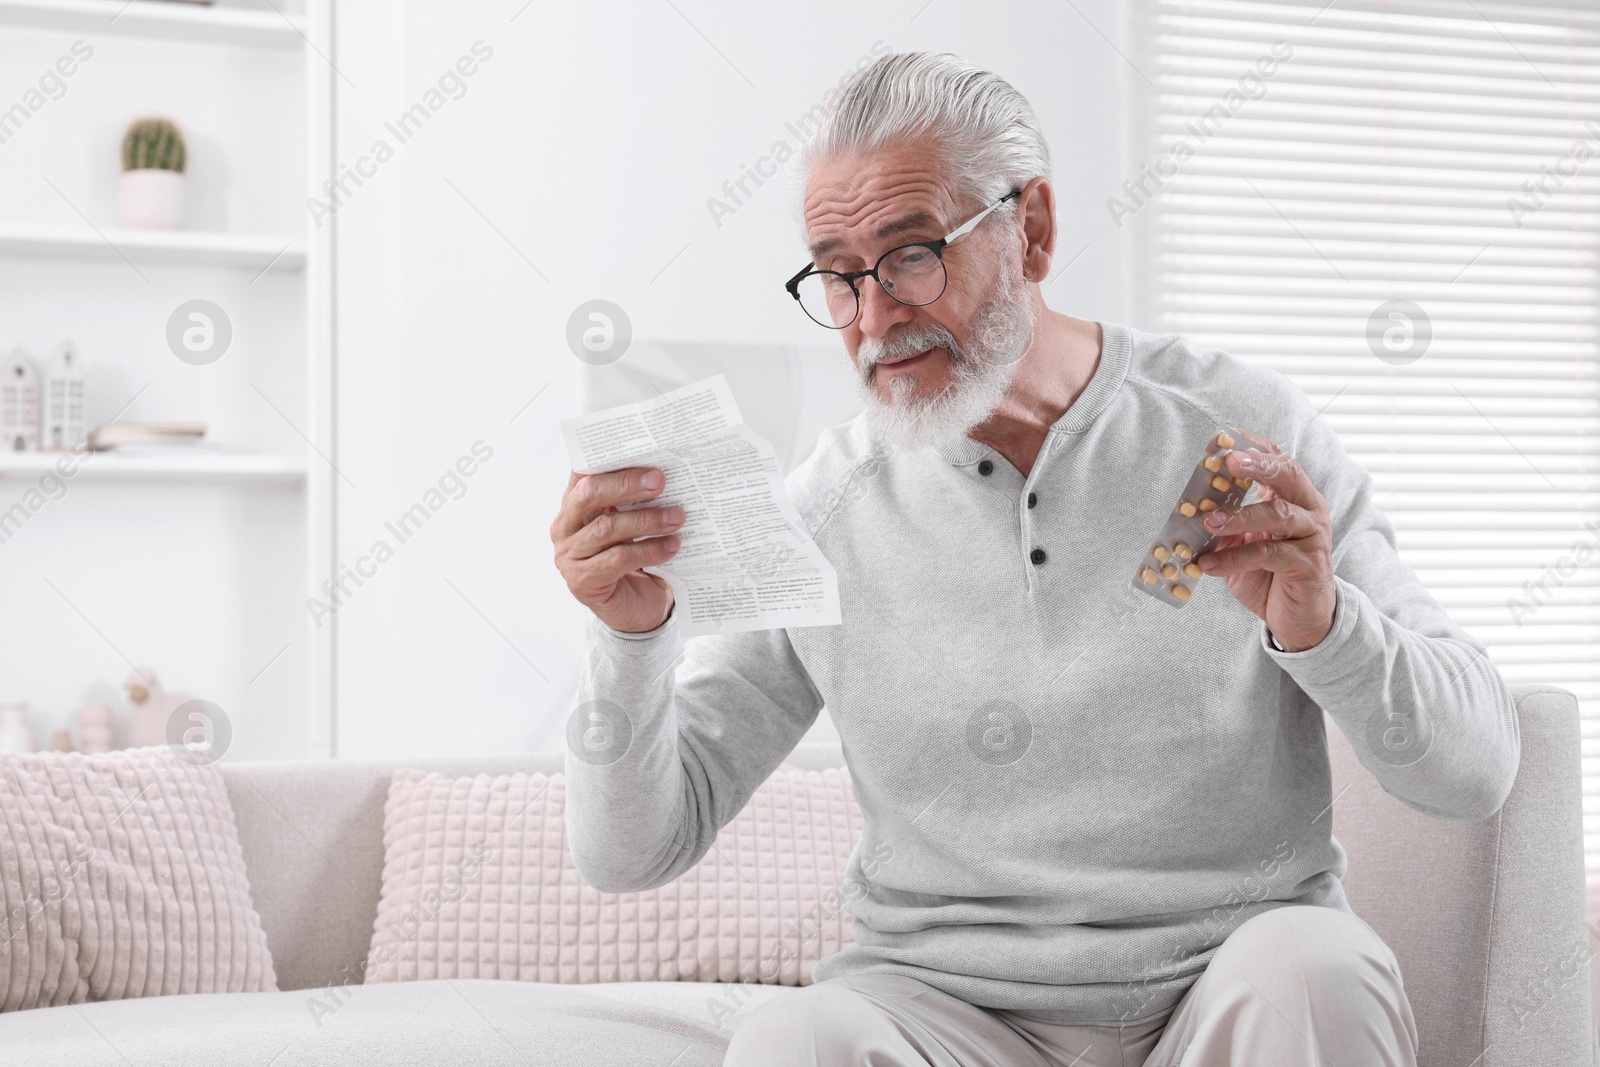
551, 466, 684, 634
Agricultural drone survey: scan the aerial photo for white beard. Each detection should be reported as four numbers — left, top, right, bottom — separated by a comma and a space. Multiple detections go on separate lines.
854, 250, 1035, 453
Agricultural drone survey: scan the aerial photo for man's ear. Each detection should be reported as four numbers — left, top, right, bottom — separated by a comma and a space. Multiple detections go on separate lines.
1016, 176, 1057, 284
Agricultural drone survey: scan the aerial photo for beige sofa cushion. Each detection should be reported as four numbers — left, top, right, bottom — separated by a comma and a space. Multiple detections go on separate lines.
365, 763, 861, 987
0, 747, 276, 1012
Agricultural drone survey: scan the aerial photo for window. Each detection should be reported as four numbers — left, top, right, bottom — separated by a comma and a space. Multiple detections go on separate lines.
1148, 0, 1600, 915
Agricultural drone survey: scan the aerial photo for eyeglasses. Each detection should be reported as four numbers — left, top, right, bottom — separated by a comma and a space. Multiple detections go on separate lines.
784, 189, 1021, 330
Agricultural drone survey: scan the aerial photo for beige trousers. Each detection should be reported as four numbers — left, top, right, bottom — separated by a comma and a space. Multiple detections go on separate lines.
725, 906, 1418, 1067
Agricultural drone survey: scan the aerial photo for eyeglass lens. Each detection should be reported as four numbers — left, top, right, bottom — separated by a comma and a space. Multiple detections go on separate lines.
794, 244, 948, 328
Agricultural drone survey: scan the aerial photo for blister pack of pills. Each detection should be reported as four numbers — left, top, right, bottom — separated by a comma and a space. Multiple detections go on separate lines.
1132, 428, 1275, 607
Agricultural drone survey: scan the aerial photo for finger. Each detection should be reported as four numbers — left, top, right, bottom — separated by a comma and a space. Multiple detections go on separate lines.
1204, 529, 1280, 575
1224, 449, 1322, 513
1231, 428, 1283, 456
570, 535, 682, 593
551, 471, 583, 544
1207, 531, 1257, 555
1200, 495, 1320, 540
568, 504, 686, 561
554, 467, 665, 541
1196, 536, 1313, 577
1215, 541, 1274, 600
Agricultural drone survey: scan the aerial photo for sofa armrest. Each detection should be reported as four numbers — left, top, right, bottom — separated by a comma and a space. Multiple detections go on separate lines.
1328, 682, 1590, 1067
1481, 685, 1592, 1065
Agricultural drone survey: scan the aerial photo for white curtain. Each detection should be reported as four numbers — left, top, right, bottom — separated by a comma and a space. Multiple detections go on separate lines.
1146, 0, 1600, 917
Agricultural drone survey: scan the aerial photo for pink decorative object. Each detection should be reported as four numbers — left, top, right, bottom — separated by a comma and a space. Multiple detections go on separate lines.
366, 764, 863, 987
124, 668, 188, 749
0, 746, 276, 1011
76, 704, 115, 754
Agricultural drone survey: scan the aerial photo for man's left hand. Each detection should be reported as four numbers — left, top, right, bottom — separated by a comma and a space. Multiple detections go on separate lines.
1195, 437, 1337, 652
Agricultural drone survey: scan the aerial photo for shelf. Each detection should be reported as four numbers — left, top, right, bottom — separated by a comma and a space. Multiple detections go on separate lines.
0, 449, 306, 484
0, 225, 305, 271
0, 0, 305, 47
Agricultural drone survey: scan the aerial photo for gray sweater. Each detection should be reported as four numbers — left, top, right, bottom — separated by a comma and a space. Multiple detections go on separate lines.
564, 320, 1521, 1026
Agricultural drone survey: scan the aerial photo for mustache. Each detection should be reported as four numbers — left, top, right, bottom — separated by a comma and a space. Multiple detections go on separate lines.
860, 324, 961, 372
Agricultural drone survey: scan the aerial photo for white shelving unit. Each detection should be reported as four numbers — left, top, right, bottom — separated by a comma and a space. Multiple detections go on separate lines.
0, 0, 336, 758
0, 0, 304, 45
0, 449, 307, 483
0, 224, 306, 270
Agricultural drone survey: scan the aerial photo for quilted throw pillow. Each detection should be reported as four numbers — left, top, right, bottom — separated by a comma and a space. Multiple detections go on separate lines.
0, 747, 276, 1011
367, 764, 863, 986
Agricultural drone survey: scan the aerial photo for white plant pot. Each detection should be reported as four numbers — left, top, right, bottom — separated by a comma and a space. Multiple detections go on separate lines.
118, 169, 186, 230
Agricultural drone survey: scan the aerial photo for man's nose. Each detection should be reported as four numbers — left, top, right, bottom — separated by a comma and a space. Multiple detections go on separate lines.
855, 275, 914, 338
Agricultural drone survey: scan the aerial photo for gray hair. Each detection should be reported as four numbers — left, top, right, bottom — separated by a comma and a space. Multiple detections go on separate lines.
799, 51, 1051, 213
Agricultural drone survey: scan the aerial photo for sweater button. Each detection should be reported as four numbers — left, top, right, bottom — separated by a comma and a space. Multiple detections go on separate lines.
1030, 547, 1047, 565
1027, 492, 1037, 509
978, 460, 994, 476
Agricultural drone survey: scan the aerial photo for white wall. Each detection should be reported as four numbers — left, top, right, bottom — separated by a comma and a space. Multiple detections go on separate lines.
328, 0, 1143, 757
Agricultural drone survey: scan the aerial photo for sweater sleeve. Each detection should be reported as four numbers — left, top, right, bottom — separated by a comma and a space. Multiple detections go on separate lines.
1261, 401, 1521, 822
562, 612, 825, 893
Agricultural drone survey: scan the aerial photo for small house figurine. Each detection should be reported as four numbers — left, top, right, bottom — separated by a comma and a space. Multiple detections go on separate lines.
42, 341, 86, 452
0, 347, 41, 452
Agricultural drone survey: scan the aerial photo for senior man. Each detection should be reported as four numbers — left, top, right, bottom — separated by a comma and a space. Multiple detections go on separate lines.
550, 51, 1519, 1067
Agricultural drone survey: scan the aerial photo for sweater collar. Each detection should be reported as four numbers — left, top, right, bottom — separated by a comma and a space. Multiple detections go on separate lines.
931, 320, 1132, 467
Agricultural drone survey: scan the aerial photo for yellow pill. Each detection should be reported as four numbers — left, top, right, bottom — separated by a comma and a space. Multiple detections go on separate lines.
1161, 563, 1178, 579
1170, 583, 1192, 602
1198, 498, 1219, 513
1152, 545, 1172, 562
1173, 542, 1193, 560
1177, 501, 1197, 517
1183, 561, 1202, 578
1211, 474, 1231, 493
1216, 432, 1234, 449
1139, 567, 1159, 585
1203, 455, 1222, 473
1234, 477, 1252, 490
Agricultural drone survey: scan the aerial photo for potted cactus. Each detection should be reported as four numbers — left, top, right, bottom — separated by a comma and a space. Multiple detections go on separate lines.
117, 116, 187, 229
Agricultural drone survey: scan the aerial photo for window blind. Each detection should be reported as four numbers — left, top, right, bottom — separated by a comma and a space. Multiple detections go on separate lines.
1146, 0, 1600, 909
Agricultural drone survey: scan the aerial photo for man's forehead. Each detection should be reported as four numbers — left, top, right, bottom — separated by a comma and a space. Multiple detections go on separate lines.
802, 156, 958, 261
805, 207, 944, 262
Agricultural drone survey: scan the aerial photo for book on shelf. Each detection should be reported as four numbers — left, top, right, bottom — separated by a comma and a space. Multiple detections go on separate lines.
88, 422, 207, 451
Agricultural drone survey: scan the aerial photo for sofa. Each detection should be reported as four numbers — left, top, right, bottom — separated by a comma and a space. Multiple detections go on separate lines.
0, 682, 1589, 1067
